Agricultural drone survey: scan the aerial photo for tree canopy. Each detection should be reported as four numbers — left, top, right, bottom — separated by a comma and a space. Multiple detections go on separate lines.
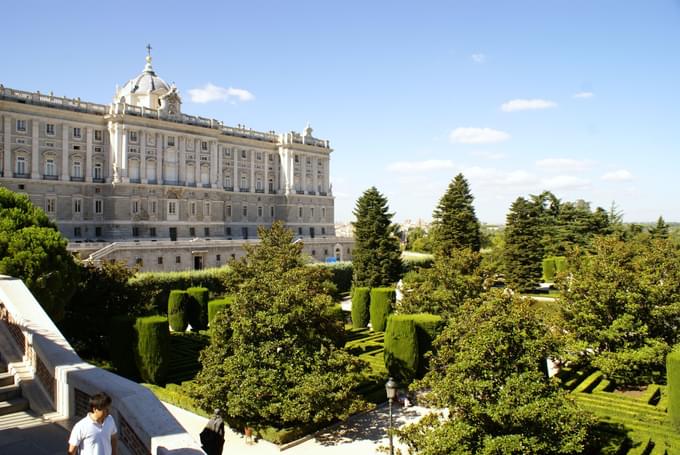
560, 235, 680, 385
397, 290, 593, 454
351, 187, 402, 287
0, 188, 79, 321
191, 221, 368, 428
430, 174, 481, 255
503, 196, 545, 290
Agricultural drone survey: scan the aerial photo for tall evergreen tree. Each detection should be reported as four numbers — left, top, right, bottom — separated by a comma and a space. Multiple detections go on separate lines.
430, 174, 481, 255
649, 215, 670, 239
351, 187, 402, 288
503, 196, 545, 290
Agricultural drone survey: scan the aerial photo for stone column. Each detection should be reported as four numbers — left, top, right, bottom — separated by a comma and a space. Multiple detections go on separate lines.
57, 123, 67, 180
32, 119, 42, 179
178, 136, 186, 185
301, 153, 307, 193
156, 133, 163, 184
313, 157, 319, 194
210, 141, 218, 188
264, 153, 269, 194
3, 116, 11, 176
120, 126, 129, 182
234, 147, 239, 191
217, 145, 223, 188
140, 130, 147, 184
250, 150, 255, 192
324, 158, 329, 193
85, 127, 93, 182
194, 139, 200, 185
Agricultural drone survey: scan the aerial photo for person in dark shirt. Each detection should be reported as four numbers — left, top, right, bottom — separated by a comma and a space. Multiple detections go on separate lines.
200, 408, 225, 455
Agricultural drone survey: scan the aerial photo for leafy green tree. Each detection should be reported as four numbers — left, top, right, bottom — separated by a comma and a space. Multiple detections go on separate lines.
405, 226, 432, 253
397, 248, 485, 317
503, 197, 545, 290
352, 187, 402, 287
430, 174, 481, 255
649, 215, 669, 239
560, 235, 680, 386
191, 222, 368, 427
0, 188, 79, 321
397, 290, 593, 454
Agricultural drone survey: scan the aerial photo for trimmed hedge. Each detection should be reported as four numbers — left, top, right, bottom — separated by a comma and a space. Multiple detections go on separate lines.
351, 287, 371, 329
134, 316, 170, 385
186, 287, 209, 331
384, 315, 419, 382
168, 290, 190, 332
668, 346, 680, 429
109, 315, 138, 379
542, 256, 567, 282
370, 287, 395, 332
129, 267, 236, 314
311, 261, 353, 294
208, 295, 235, 326
409, 313, 444, 378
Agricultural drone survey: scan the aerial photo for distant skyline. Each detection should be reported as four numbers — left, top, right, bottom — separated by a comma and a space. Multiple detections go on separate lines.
3, 1, 680, 224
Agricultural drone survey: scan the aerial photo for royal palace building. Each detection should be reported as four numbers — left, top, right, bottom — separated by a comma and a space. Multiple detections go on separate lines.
0, 51, 351, 270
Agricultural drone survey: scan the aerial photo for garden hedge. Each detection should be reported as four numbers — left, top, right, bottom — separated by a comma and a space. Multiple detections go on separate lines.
208, 295, 235, 326
134, 315, 169, 384
311, 261, 353, 294
109, 315, 138, 379
370, 287, 395, 332
384, 315, 419, 382
186, 286, 209, 331
351, 287, 371, 329
168, 290, 191, 332
542, 256, 567, 282
668, 345, 680, 429
409, 313, 444, 377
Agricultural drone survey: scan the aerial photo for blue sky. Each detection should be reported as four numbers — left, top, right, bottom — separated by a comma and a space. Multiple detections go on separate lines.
3, 1, 680, 224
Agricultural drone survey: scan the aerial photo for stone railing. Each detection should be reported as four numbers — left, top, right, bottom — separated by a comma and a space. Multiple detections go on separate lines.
0, 276, 203, 455
0, 85, 108, 115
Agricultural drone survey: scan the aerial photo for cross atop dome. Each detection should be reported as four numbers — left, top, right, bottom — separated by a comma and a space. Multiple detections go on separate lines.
144, 44, 155, 75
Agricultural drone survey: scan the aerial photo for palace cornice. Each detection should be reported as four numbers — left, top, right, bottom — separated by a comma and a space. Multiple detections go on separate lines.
0, 100, 107, 127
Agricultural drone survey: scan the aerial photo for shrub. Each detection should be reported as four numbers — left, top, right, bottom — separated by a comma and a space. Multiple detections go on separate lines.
554, 256, 567, 275
208, 296, 235, 326
311, 262, 353, 294
109, 315, 138, 379
668, 346, 680, 429
409, 313, 444, 377
542, 257, 557, 282
384, 315, 419, 382
402, 253, 435, 273
168, 290, 190, 332
370, 287, 395, 332
186, 287, 209, 331
351, 287, 371, 329
134, 316, 169, 384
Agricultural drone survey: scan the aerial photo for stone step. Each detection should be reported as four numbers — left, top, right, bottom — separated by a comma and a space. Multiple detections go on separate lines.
0, 409, 44, 431
0, 371, 15, 387
0, 384, 21, 401
0, 397, 29, 416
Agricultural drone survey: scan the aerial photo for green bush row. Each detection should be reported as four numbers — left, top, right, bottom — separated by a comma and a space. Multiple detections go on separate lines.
370, 288, 395, 332
310, 261, 353, 294
134, 315, 170, 384
667, 345, 680, 429
208, 295, 235, 326
383, 313, 443, 383
541, 256, 567, 282
351, 288, 370, 329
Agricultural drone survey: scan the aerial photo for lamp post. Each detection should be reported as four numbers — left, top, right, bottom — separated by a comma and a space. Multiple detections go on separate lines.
385, 377, 398, 455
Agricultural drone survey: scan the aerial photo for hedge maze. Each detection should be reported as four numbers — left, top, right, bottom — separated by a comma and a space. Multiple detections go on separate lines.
562, 368, 679, 454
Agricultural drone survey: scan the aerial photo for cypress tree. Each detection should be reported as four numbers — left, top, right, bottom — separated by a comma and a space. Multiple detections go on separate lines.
503, 196, 545, 290
649, 215, 670, 239
352, 187, 402, 288
431, 173, 481, 254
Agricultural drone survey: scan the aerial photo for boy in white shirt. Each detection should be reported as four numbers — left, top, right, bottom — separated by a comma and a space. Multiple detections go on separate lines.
68, 392, 118, 455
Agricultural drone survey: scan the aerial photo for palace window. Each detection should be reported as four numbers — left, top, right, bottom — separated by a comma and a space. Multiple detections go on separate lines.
204, 227, 210, 236
45, 158, 56, 176
241, 175, 247, 189
321, 227, 326, 235
224, 175, 231, 187
15, 156, 26, 175
226, 205, 232, 217
241, 150, 247, 159
46, 197, 56, 214
257, 206, 263, 217
322, 207, 326, 218
256, 179, 262, 190
46, 123, 55, 135
298, 206, 303, 218
149, 227, 157, 237
73, 127, 82, 138
176, 256, 181, 264
270, 206, 274, 217
189, 227, 195, 237
74, 227, 81, 237
72, 161, 82, 178
94, 199, 103, 214
242, 205, 248, 217
168, 201, 177, 215
190, 201, 196, 216
129, 131, 138, 142
94, 130, 103, 141
73, 198, 82, 214
93, 163, 103, 180
132, 200, 139, 214
158, 257, 163, 265
95, 227, 102, 237
201, 141, 208, 151
295, 155, 299, 163
132, 227, 140, 237
204, 202, 211, 217
256, 152, 262, 161
16, 119, 26, 132
150, 200, 157, 214
167, 136, 175, 146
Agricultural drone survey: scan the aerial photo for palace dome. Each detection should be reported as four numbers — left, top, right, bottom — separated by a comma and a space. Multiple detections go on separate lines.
114, 49, 179, 111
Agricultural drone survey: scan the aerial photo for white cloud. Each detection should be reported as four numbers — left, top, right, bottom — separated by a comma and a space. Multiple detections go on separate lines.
601, 169, 633, 182
535, 158, 595, 172
501, 99, 557, 112
449, 127, 510, 144
387, 160, 455, 173
471, 53, 486, 64
541, 175, 590, 190
574, 91, 594, 99
188, 83, 255, 103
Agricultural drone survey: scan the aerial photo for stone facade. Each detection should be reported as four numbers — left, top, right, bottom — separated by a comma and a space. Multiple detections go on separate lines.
0, 51, 351, 270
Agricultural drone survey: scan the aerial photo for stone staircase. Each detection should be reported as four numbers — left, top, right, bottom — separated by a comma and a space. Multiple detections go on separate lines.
0, 361, 35, 430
